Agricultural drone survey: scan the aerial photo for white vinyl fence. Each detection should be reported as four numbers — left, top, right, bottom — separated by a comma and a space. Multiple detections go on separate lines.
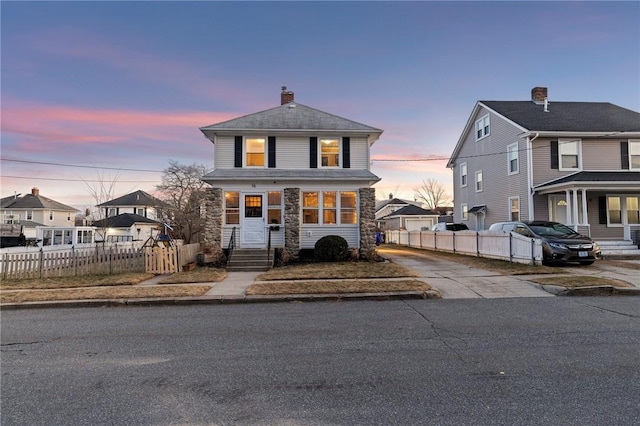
385, 230, 543, 265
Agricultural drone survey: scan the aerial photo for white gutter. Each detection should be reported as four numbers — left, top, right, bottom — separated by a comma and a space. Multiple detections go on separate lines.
527, 133, 539, 220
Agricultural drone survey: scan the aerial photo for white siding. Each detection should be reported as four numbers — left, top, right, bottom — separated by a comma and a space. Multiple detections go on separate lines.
215, 135, 235, 169
300, 225, 359, 249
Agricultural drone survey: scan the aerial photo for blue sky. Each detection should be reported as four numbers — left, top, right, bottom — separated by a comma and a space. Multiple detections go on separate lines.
2, 1, 639, 210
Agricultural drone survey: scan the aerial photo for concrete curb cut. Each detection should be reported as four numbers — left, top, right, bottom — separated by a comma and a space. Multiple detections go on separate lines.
0, 290, 441, 311
541, 284, 640, 297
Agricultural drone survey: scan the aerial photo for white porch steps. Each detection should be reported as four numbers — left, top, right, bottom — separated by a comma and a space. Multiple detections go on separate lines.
596, 240, 640, 258
227, 248, 274, 272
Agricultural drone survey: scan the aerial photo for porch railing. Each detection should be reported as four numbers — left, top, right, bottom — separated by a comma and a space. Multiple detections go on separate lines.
227, 227, 236, 265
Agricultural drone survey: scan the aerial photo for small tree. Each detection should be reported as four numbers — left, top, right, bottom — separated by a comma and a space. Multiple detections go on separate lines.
156, 160, 208, 244
84, 171, 121, 244
414, 178, 451, 210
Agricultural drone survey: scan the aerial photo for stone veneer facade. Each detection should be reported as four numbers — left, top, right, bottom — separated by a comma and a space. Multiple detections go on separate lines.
358, 187, 377, 260
203, 187, 223, 247
284, 188, 300, 262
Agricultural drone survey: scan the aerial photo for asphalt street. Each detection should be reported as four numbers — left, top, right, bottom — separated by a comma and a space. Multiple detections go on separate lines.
2, 297, 639, 425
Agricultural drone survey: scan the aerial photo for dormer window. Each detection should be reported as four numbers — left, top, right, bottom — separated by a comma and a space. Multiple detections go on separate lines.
321, 139, 340, 167
475, 114, 490, 140
246, 138, 265, 167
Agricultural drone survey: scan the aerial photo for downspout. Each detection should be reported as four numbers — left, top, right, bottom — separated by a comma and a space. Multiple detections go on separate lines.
527, 133, 539, 220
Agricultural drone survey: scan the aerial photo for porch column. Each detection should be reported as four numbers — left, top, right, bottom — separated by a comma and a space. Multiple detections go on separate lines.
572, 189, 579, 225
581, 190, 588, 225
284, 188, 300, 261
359, 187, 377, 260
565, 190, 572, 224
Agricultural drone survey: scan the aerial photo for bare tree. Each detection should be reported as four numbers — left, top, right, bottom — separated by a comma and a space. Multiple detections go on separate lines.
414, 178, 451, 210
83, 172, 121, 244
156, 160, 208, 244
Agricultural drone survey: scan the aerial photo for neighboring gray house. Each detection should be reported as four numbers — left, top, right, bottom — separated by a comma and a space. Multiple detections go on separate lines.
97, 190, 166, 221
199, 87, 383, 259
92, 213, 161, 243
377, 204, 439, 231
447, 86, 640, 244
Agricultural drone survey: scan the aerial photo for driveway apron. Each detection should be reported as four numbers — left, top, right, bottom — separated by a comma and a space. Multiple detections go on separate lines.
378, 246, 554, 299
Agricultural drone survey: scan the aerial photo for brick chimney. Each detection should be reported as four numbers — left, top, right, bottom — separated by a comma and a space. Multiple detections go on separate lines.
281, 86, 294, 105
31, 187, 40, 196
531, 87, 548, 104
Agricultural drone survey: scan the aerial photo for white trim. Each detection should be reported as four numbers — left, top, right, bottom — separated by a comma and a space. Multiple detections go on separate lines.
558, 138, 582, 171
460, 162, 468, 187
475, 170, 483, 193
475, 114, 490, 141
629, 139, 640, 171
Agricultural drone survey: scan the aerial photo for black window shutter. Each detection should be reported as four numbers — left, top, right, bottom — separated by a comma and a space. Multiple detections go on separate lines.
310, 137, 318, 168
234, 136, 243, 168
621, 141, 629, 169
598, 196, 607, 224
550, 140, 559, 169
268, 136, 276, 168
342, 137, 351, 168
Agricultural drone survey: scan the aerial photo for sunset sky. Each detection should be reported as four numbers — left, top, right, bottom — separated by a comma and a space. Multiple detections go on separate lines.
2, 1, 639, 211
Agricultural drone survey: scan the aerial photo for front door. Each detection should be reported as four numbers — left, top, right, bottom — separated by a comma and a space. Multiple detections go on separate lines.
242, 194, 265, 247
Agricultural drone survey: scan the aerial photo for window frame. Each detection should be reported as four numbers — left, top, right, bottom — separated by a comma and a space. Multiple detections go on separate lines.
267, 191, 282, 225
509, 196, 520, 221
630, 140, 640, 171
302, 191, 358, 225
507, 142, 519, 175
224, 191, 240, 225
245, 137, 266, 168
460, 162, 468, 187
319, 138, 341, 168
461, 204, 468, 221
475, 114, 490, 141
475, 170, 483, 193
558, 139, 581, 171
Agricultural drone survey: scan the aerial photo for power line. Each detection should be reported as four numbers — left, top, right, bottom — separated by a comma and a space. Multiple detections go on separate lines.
2, 176, 160, 183
0, 157, 163, 173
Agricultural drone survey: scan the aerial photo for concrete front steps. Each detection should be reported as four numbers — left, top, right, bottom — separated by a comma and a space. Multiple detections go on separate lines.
227, 248, 274, 272
596, 240, 640, 258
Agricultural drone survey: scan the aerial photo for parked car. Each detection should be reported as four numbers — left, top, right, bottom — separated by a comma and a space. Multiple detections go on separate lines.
433, 222, 469, 232
488, 221, 601, 265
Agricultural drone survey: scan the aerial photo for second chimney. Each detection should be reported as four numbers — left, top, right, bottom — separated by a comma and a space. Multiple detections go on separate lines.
531, 87, 548, 104
32, 187, 40, 196
281, 86, 294, 105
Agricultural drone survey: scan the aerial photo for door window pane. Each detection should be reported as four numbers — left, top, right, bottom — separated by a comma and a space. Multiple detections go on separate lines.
244, 195, 262, 218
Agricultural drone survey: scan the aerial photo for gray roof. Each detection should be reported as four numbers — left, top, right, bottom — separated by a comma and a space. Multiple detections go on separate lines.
481, 101, 640, 132
0, 193, 78, 212
203, 168, 380, 183
92, 213, 160, 228
383, 205, 437, 218
535, 171, 640, 189
200, 102, 382, 134
98, 190, 167, 207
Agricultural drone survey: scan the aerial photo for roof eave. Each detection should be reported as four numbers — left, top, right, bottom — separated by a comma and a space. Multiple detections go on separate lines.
520, 131, 640, 138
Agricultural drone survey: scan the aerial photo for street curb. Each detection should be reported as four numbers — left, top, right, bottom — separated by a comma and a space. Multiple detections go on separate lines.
539, 284, 640, 297
0, 290, 441, 310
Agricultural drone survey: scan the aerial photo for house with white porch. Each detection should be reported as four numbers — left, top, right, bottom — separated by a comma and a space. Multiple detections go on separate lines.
447, 87, 640, 255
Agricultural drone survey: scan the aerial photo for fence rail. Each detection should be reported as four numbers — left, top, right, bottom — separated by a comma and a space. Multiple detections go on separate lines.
1, 246, 145, 280
385, 230, 543, 265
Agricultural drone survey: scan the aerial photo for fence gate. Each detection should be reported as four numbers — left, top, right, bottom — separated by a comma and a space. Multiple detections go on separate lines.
145, 247, 178, 274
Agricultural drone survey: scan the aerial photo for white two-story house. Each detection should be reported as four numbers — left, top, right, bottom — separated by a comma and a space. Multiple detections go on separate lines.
447, 87, 640, 246
199, 87, 383, 260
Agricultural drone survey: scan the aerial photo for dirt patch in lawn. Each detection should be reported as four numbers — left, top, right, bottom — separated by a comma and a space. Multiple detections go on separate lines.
1, 285, 212, 304
528, 275, 634, 288
257, 261, 419, 281
246, 279, 431, 295
158, 267, 226, 284
0, 272, 154, 290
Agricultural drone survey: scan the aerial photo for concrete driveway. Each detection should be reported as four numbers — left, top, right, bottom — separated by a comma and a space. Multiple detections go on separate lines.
377, 245, 555, 299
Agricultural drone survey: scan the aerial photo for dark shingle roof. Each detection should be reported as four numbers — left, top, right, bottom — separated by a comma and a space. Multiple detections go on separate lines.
481, 101, 640, 132
200, 102, 382, 133
535, 171, 640, 188
1, 193, 78, 212
92, 213, 160, 228
385, 205, 437, 217
98, 190, 167, 207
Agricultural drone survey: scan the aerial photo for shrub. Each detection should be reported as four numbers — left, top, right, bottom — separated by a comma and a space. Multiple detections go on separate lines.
314, 235, 349, 262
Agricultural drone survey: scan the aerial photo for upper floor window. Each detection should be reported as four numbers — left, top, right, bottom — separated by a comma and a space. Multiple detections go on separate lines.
475, 170, 483, 192
246, 138, 265, 167
26, 210, 33, 220
460, 162, 468, 187
321, 139, 340, 167
475, 114, 490, 140
559, 139, 579, 170
630, 140, 640, 170
136, 208, 145, 216
507, 143, 519, 174
108, 208, 117, 217
49, 210, 54, 221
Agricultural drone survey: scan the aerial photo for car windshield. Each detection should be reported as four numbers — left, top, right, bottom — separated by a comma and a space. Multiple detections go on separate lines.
529, 223, 578, 237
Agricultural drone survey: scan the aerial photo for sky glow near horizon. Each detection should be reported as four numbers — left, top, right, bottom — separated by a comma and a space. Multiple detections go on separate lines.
1, 1, 639, 211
